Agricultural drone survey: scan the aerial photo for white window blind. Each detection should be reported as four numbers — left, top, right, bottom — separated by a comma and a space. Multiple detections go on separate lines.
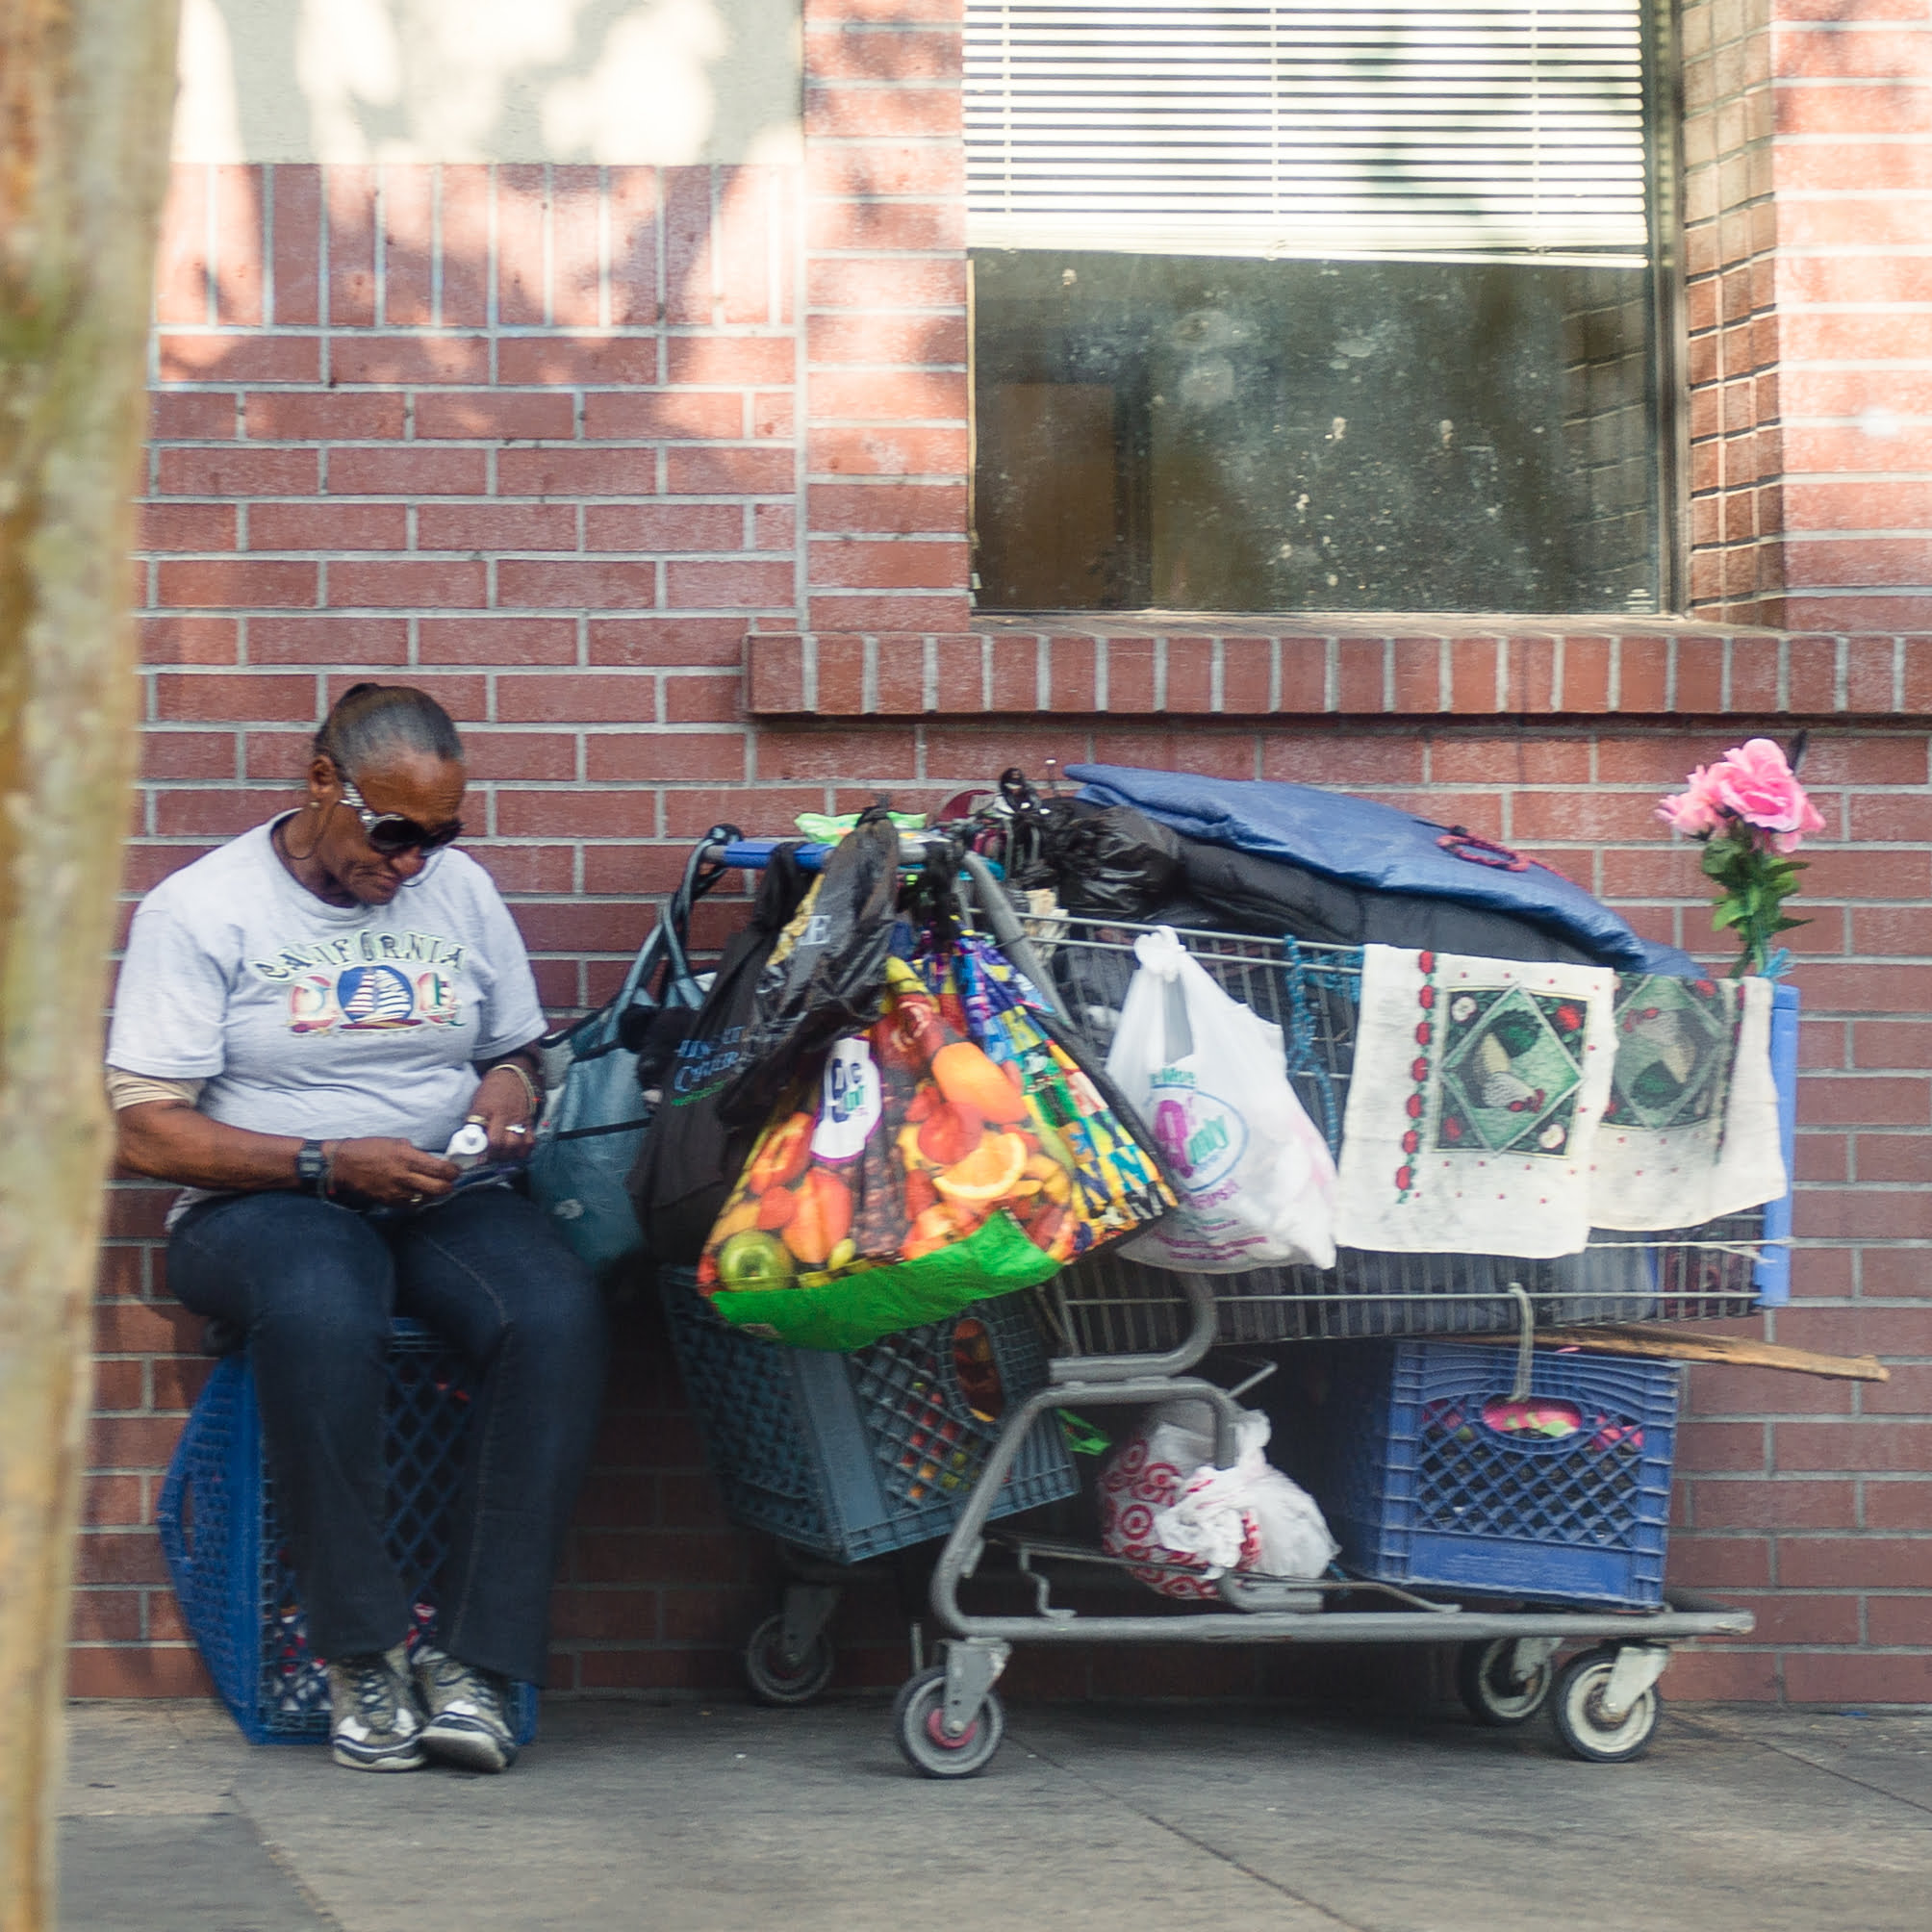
964, 1, 1652, 265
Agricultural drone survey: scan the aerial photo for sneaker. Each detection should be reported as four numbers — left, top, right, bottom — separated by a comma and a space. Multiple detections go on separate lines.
326, 1644, 425, 1772
413, 1643, 518, 1773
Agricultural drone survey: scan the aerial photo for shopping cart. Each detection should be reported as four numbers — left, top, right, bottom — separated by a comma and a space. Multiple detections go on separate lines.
695, 836, 1791, 1775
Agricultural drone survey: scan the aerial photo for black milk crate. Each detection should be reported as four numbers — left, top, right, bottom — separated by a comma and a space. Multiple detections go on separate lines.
1311, 1340, 1683, 1610
659, 1270, 1079, 1563
156, 1321, 539, 1746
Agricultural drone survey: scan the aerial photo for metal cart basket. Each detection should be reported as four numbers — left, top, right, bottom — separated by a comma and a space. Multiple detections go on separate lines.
697, 838, 1792, 1776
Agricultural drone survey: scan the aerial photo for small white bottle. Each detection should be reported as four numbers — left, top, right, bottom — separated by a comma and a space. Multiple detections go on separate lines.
444, 1122, 491, 1172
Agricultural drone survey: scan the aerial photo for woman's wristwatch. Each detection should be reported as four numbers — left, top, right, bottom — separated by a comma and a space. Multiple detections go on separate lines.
295, 1138, 332, 1197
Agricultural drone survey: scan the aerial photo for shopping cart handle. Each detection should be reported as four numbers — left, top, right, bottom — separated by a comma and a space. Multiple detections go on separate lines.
710, 835, 998, 877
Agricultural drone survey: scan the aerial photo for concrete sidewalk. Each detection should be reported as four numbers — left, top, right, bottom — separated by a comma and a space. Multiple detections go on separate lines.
60, 1696, 1932, 1931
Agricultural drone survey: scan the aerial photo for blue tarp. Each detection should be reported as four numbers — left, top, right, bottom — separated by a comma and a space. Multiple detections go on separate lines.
1068, 765, 1698, 976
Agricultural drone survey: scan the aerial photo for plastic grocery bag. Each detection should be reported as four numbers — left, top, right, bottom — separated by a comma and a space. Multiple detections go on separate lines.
1106, 927, 1337, 1273
1098, 1401, 1336, 1600
700, 957, 1095, 1350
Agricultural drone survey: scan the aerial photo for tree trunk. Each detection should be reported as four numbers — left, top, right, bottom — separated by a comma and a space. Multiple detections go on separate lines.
0, 4, 182, 1926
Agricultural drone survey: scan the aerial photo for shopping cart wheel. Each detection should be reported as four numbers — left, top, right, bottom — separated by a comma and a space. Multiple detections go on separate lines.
744, 1613, 836, 1707
1550, 1644, 1665, 1764
892, 1666, 1004, 1779
1457, 1638, 1557, 1728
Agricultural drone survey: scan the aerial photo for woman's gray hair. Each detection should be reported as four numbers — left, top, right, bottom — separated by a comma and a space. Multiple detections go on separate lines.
314, 683, 463, 777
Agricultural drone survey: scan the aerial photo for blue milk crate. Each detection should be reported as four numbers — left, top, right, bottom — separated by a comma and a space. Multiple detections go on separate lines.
1319, 1340, 1683, 1609
156, 1320, 539, 1746
659, 1271, 1080, 1563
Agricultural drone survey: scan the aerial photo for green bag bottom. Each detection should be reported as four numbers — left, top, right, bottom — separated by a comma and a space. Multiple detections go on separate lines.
709, 1209, 1063, 1351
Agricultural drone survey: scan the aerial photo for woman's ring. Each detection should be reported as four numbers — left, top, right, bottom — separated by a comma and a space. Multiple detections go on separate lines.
409, 1190, 424, 1205
507, 1123, 527, 1136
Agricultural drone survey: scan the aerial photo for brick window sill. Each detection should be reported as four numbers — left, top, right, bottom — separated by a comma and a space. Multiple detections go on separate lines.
744, 619, 1928, 720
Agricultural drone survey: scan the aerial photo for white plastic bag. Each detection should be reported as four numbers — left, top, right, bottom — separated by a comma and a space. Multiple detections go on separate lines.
1098, 1401, 1337, 1601
1106, 927, 1337, 1272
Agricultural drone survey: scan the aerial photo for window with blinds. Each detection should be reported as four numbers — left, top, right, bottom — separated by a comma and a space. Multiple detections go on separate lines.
964, 0, 1652, 264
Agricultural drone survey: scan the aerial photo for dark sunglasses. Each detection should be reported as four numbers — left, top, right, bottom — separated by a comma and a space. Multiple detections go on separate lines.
338, 778, 464, 857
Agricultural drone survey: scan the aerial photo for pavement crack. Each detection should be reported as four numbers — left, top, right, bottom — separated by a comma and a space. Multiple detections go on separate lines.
1016, 1732, 1374, 1931
228, 1786, 347, 1928
1669, 1714, 1932, 1822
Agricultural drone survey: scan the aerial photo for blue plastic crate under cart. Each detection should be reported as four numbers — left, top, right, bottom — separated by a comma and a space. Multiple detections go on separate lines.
1319, 1340, 1682, 1610
660, 1270, 1079, 1564
156, 1321, 539, 1746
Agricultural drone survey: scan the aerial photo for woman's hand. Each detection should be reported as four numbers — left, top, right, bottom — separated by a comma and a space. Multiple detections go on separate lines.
468, 1062, 539, 1163
330, 1137, 461, 1205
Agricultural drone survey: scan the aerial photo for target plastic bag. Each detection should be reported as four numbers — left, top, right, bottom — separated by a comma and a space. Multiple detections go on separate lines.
1106, 927, 1337, 1273
1098, 1401, 1336, 1601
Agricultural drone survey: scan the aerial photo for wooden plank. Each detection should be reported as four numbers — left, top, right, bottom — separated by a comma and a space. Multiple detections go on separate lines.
1534, 1326, 1889, 1384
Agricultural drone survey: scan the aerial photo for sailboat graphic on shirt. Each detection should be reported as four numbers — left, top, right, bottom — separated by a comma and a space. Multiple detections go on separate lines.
338, 966, 416, 1028
286, 964, 461, 1033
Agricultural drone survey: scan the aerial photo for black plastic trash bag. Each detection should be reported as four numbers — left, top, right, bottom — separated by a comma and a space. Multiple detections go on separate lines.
1045, 801, 1183, 921
628, 845, 815, 1267
718, 806, 905, 1129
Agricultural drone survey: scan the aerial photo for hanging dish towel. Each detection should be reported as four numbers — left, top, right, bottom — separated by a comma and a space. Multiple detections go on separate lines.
1589, 973, 1785, 1231
1335, 947, 1619, 1258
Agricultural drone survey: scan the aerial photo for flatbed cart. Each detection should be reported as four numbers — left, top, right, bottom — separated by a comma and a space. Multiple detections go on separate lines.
697, 838, 1792, 1776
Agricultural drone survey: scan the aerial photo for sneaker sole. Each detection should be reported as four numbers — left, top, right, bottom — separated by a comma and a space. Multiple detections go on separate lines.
331, 1742, 426, 1772
419, 1722, 516, 1774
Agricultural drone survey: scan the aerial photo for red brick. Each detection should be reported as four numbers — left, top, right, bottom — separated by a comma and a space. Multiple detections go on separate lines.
806, 539, 964, 589
248, 502, 408, 550
664, 675, 745, 723
150, 392, 238, 441
585, 505, 744, 551
808, 314, 967, 366
326, 446, 488, 496
140, 730, 237, 780
594, 618, 749, 669
156, 165, 210, 324
495, 675, 656, 724
808, 424, 968, 477
665, 447, 794, 494
496, 165, 547, 326
68, 1647, 215, 1699
416, 503, 580, 552
583, 393, 747, 441
1225, 636, 1276, 713
380, 165, 435, 326
609, 167, 660, 326
1866, 1481, 1932, 1529
159, 334, 321, 384
327, 335, 489, 386
415, 392, 577, 441
326, 166, 376, 325
156, 560, 317, 609
1391, 636, 1442, 712
242, 392, 405, 440
327, 560, 487, 608
419, 618, 579, 666
497, 560, 657, 610
806, 83, 964, 140
140, 502, 237, 551
270, 166, 321, 325
247, 616, 409, 666
807, 594, 968, 631
586, 733, 750, 782
498, 447, 661, 496
437, 166, 492, 326
807, 482, 964, 534
1775, 1421, 1932, 1472
156, 446, 318, 496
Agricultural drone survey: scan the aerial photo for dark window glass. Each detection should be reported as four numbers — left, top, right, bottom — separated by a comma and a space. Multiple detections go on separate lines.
973, 250, 1660, 614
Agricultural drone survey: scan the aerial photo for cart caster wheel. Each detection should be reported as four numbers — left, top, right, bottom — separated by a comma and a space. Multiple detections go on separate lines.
744, 1614, 835, 1707
892, 1665, 1004, 1779
1551, 1646, 1664, 1764
1458, 1639, 1555, 1728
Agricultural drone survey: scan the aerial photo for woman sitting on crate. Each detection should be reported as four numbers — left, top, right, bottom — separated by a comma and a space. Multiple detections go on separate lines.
105, 683, 605, 1776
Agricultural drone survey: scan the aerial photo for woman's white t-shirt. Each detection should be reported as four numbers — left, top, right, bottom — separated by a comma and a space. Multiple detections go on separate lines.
107, 821, 546, 1161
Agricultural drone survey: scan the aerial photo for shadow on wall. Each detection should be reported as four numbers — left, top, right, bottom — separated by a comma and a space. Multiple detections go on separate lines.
175, 0, 803, 166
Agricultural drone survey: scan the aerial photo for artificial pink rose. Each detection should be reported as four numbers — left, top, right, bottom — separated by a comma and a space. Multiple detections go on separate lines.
1656, 763, 1726, 837
1708, 738, 1825, 845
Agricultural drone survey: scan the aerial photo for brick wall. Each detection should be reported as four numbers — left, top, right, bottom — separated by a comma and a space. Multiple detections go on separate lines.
78, 0, 1932, 1705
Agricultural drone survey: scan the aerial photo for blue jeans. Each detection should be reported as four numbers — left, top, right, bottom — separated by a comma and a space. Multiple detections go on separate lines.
168, 1185, 607, 1684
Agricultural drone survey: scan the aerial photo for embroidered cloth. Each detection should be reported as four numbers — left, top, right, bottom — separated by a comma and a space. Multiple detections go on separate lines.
1335, 948, 1619, 1258
1589, 973, 1785, 1232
